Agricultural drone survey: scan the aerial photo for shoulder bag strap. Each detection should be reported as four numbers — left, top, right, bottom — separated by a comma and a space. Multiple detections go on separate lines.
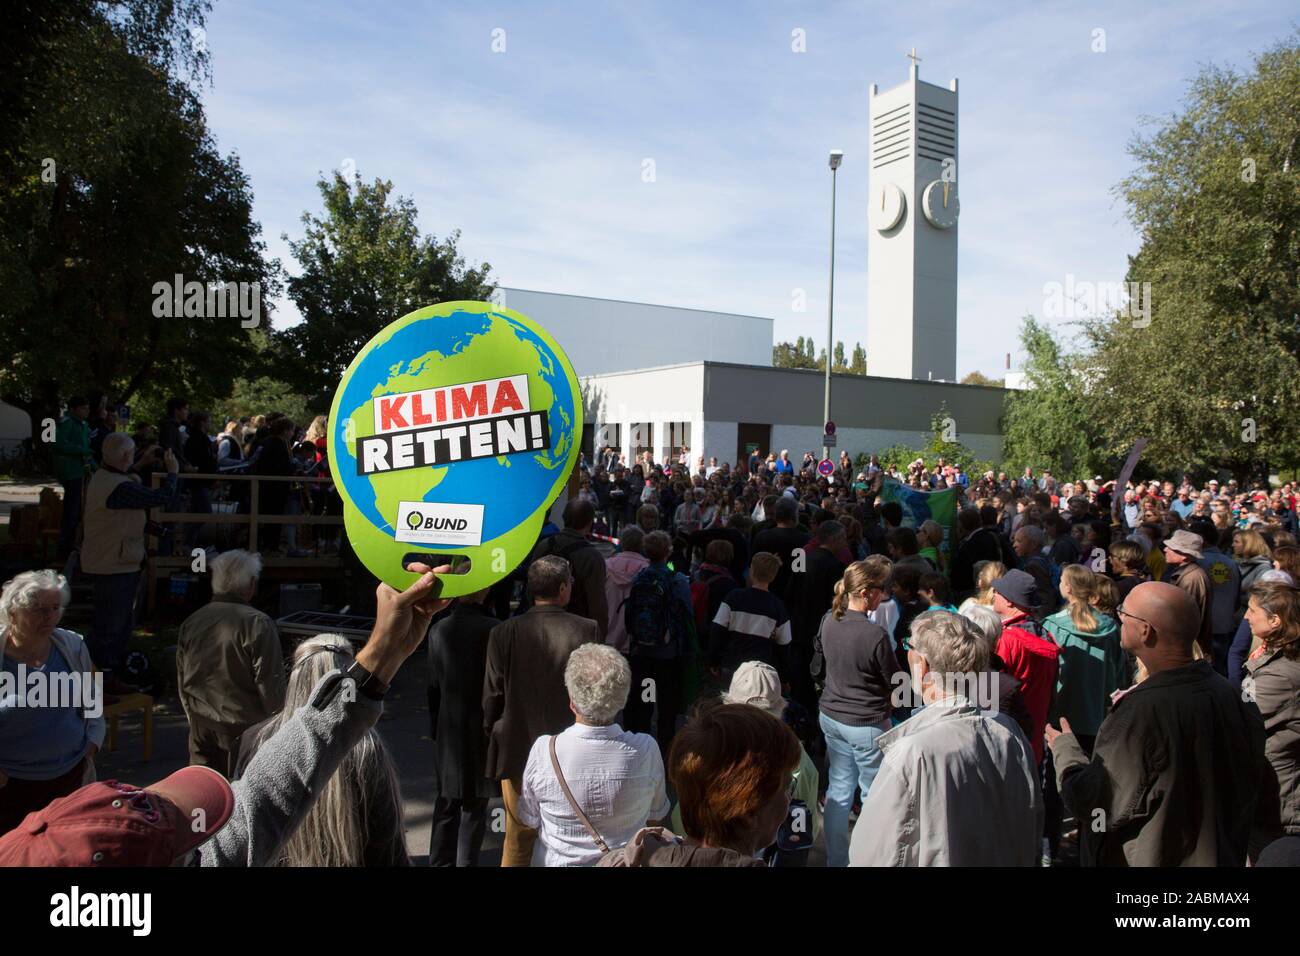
548, 734, 610, 853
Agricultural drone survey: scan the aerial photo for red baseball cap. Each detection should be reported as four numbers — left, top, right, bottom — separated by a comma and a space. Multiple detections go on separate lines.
0, 766, 234, 866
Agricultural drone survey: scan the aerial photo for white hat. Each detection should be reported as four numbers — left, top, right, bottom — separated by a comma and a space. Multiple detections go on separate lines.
722, 661, 785, 718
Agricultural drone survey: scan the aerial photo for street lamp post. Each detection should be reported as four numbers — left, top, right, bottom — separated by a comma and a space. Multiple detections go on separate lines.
824, 149, 843, 463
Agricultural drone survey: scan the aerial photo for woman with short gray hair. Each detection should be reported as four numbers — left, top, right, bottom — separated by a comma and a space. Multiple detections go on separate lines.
0, 570, 106, 833
518, 644, 670, 865
957, 597, 1034, 742
851, 609, 1042, 866
957, 599, 1003, 653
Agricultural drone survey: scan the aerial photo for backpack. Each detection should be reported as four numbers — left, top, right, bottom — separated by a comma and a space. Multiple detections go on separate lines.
690, 566, 735, 632
624, 565, 687, 649
689, 580, 711, 632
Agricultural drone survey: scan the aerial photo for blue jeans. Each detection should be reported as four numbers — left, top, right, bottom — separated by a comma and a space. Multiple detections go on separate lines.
90, 571, 140, 673
820, 711, 889, 867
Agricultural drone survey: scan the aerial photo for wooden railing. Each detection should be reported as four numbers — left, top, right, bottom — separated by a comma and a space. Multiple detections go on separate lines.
145, 472, 346, 611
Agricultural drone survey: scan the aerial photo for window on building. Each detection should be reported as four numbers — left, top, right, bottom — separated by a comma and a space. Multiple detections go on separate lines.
595, 423, 621, 456
630, 422, 653, 459
664, 421, 691, 465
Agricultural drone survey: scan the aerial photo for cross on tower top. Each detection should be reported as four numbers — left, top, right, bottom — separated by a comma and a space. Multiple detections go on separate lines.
906, 47, 922, 66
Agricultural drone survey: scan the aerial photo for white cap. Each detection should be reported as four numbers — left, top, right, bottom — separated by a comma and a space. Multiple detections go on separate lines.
722, 661, 785, 718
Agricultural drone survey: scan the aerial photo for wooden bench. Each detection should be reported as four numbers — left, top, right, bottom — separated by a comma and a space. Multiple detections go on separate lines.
103, 693, 154, 761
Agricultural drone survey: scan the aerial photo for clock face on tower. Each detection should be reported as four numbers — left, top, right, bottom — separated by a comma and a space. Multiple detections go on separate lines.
921, 180, 960, 229
869, 182, 906, 232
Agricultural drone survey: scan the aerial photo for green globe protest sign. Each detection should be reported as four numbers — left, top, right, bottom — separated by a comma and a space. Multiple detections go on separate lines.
328, 301, 582, 595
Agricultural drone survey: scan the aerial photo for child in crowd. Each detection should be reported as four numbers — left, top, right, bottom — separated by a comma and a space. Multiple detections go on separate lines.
918, 520, 946, 572
1107, 539, 1150, 603
1091, 574, 1121, 625
889, 563, 925, 662
707, 551, 792, 686
918, 571, 959, 614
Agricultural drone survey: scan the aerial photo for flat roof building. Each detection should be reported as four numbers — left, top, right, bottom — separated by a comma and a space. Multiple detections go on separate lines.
495, 287, 773, 377
581, 361, 1004, 470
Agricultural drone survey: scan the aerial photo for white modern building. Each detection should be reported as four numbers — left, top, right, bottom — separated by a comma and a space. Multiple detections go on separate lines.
494, 287, 773, 376
581, 361, 1004, 469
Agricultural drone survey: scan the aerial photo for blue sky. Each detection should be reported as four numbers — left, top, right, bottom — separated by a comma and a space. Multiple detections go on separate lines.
198, 0, 1293, 379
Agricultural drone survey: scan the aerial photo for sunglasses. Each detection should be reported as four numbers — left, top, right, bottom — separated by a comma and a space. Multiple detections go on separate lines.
1116, 603, 1153, 628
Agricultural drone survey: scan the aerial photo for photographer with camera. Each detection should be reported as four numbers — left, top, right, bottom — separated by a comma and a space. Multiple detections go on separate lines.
81, 432, 179, 695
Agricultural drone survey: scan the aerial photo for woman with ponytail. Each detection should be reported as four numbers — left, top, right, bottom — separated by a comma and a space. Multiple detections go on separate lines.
1243, 581, 1300, 852
1043, 565, 1124, 748
811, 556, 904, 866
1041, 564, 1124, 862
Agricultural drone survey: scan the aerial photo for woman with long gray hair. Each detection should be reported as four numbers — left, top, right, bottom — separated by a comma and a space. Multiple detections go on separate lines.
234, 633, 409, 866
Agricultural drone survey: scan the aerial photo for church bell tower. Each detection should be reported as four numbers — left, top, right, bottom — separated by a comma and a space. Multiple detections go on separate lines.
865, 52, 959, 381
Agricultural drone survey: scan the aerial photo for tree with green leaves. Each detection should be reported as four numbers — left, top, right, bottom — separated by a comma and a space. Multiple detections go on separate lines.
1083, 35, 1300, 477
869, 403, 993, 477
772, 339, 818, 369
961, 370, 1003, 388
0, 0, 278, 451
772, 338, 867, 374
275, 172, 493, 409
849, 343, 867, 375
1001, 316, 1103, 477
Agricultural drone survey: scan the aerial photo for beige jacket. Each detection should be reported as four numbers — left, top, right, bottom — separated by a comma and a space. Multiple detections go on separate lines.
81, 469, 146, 575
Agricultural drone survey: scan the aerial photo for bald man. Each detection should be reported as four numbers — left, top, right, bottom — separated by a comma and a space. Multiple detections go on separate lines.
1045, 582, 1266, 866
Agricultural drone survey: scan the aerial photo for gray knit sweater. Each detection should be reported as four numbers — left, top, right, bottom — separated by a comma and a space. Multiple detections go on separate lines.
198, 669, 381, 866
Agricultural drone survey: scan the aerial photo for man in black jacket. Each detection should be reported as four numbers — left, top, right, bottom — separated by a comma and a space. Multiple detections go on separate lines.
182, 411, 217, 547
427, 590, 498, 866
751, 497, 810, 602
1046, 581, 1267, 866
253, 417, 294, 553
158, 397, 190, 469
949, 508, 1006, 597
784, 520, 848, 713
521, 498, 608, 638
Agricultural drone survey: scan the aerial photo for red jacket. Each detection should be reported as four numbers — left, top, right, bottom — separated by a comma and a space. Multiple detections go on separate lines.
996, 612, 1059, 764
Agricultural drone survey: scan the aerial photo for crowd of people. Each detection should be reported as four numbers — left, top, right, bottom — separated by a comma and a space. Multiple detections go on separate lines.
4, 408, 1297, 867
54, 394, 342, 566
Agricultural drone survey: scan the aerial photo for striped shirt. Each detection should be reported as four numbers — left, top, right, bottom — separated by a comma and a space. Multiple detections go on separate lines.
106, 470, 179, 510
708, 587, 792, 677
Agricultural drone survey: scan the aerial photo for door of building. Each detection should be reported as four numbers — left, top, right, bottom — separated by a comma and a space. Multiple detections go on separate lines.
736, 423, 771, 470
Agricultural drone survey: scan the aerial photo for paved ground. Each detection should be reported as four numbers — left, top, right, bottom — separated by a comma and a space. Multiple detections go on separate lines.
94, 645, 510, 866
